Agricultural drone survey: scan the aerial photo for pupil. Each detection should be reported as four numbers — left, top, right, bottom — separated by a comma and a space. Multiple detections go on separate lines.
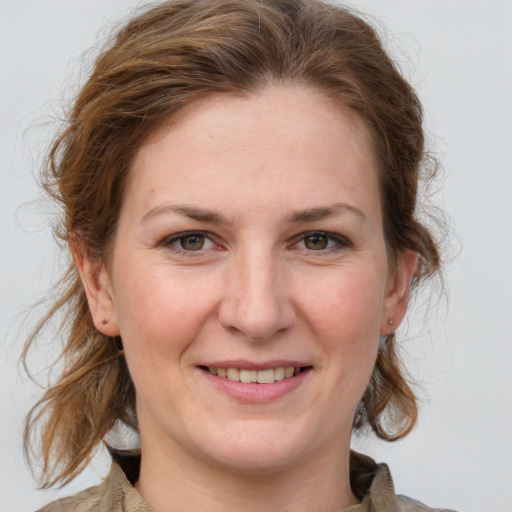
181, 235, 204, 250
306, 235, 327, 250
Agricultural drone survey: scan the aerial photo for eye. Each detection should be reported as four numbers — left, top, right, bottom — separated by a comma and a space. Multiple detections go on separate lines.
164, 231, 217, 253
296, 231, 350, 252
303, 234, 331, 250
178, 234, 208, 251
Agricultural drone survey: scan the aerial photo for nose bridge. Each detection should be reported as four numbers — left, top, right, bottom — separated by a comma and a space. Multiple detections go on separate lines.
219, 241, 294, 341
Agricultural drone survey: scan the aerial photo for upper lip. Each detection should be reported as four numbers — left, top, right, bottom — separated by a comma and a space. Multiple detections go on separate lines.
199, 360, 311, 370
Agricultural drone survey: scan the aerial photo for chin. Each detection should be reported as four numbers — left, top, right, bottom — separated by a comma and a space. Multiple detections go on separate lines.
190, 420, 320, 474
205, 445, 302, 475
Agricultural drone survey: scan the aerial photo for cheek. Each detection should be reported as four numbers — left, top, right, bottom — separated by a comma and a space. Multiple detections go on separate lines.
112, 262, 219, 365
300, 267, 386, 340
298, 267, 384, 384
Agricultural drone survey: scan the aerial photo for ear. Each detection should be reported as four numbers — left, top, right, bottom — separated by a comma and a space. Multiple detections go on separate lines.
71, 241, 120, 337
380, 249, 418, 335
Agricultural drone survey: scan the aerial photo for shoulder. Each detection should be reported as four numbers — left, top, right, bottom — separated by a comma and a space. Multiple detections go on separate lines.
36, 453, 153, 512
36, 482, 105, 512
397, 494, 458, 512
350, 451, 458, 512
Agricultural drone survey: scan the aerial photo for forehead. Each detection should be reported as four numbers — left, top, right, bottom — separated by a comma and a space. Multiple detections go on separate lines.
142, 85, 373, 159
125, 85, 381, 224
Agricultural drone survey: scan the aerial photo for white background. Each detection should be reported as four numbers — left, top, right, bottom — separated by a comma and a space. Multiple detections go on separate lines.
1, 1, 511, 511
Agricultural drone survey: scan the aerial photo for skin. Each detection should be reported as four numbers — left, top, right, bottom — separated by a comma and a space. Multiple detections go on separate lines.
76, 85, 416, 512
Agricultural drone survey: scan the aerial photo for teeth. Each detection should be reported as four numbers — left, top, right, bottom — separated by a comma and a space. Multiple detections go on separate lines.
208, 366, 301, 383
256, 369, 275, 384
274, 367, 285, 381
240, 369, 257, 383
227, 368, 239, 381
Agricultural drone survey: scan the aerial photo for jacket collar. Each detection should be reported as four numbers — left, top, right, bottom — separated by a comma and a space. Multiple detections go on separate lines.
104, 449, 400, 512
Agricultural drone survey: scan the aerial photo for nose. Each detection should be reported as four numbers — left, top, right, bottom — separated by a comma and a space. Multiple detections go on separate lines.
218, 246, 296, 342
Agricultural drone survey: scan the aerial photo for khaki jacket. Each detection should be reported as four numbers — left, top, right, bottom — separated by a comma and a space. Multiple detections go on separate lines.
38, 451, 457, 512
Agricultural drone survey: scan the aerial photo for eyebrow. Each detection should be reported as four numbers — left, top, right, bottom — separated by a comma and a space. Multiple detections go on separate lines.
141, 202, 366, 225
142, 204, 230, 225
287, 203, 366, 223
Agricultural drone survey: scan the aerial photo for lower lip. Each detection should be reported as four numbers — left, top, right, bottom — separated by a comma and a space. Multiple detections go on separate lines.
200, 368, 312, 403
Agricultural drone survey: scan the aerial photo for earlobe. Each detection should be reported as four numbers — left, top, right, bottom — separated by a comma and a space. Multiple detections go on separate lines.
380, 249, 418, 335
71, 241, 120, 337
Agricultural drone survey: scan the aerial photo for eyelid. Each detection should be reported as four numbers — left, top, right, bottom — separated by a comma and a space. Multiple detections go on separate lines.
160, 230, 221, 255
292, 230, 352, 251
159, 229, 351, 255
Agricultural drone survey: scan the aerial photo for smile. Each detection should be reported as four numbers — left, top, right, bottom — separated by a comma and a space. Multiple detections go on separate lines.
199, 363, 312, 402
205, 366, 303, 383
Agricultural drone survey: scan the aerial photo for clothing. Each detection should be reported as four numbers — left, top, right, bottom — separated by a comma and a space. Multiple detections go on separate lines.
37, 451, 456, 512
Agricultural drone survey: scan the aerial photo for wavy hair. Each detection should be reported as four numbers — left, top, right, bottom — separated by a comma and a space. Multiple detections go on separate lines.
24, 0, 441, 487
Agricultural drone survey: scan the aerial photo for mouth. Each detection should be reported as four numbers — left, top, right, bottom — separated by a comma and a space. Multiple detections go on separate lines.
199, 365, 311, 384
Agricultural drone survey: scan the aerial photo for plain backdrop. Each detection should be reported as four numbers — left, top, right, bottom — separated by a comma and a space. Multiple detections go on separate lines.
1, 1, 511, 511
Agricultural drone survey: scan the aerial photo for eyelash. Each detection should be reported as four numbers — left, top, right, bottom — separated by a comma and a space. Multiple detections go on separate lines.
160, 230, 351, 257
160, 231, 220, 257
293, 231, 352, 254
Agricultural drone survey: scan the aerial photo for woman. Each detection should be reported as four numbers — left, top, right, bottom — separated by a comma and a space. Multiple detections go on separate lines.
24, 0, 453, 511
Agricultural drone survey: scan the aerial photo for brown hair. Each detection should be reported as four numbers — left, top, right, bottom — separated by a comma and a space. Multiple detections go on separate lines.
24, 0, 441, 487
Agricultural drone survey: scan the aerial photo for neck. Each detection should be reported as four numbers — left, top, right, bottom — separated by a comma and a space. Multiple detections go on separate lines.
134, 436, 358, 512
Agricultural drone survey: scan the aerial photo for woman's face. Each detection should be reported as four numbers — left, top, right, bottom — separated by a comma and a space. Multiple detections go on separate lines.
84, 85, 412, 473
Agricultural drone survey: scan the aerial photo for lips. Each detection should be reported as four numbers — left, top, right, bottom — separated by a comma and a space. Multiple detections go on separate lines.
205, 366, 301, 383
200, 362, 312, 402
